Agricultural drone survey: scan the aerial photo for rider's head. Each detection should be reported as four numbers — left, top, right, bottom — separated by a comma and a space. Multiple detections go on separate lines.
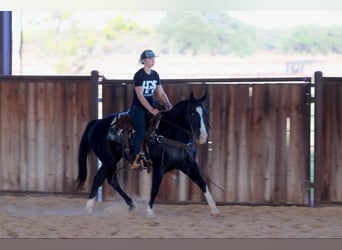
139, 49, 157, 64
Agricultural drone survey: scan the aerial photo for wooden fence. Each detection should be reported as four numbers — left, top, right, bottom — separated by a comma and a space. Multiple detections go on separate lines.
314, 71, 342, 206
1, 71, 341, 207
102, 77, 312, 205
0, 74, 98, 194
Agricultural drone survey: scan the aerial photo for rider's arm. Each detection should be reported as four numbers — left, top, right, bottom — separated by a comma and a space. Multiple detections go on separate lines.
155, 85, 172, 109
135, 86, 159, 116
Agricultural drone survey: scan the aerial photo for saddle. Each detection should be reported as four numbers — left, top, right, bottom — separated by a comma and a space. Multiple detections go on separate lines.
107, 110, 162, 172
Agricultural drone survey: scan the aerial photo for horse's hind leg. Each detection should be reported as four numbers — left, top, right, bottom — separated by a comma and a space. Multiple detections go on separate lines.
86, 166, 107, 214
107, 168, 135, 211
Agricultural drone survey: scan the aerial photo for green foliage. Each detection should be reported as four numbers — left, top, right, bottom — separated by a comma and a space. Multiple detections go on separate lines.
101, 15, 152, 53
20, 11, 342, 74
157, 11, 257, 56
262, 25, 342, 54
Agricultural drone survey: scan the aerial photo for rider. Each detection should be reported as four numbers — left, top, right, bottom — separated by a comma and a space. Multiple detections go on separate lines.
129, 49, 172, 170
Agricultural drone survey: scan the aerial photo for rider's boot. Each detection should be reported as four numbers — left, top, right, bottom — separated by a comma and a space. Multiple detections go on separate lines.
131, 154, 140, 170
131, 151, 145, 170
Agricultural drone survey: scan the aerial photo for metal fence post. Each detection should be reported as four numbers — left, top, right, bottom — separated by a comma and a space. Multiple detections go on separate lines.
0, 11, 12, 75
314, 71, 323, 207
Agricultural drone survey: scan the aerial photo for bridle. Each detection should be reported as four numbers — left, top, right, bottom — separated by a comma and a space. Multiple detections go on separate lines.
152, 101, 207, 158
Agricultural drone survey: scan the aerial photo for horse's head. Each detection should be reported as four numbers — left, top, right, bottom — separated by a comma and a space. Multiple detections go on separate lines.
187, 92, 209, 144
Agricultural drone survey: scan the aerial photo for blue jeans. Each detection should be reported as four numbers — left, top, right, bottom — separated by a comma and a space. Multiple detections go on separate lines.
128, 105, 147, 156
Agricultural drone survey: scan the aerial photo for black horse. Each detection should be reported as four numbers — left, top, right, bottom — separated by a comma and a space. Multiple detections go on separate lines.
76, 92, 220, 217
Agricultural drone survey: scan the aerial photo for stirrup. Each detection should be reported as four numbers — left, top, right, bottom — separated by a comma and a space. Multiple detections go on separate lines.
131, 152, 144, 171
131, 161, 141, 170
131, 152, 147, 171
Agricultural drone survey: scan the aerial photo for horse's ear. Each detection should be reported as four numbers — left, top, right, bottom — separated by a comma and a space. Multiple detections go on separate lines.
198, 92, 208, 102
189, 92, 195, 101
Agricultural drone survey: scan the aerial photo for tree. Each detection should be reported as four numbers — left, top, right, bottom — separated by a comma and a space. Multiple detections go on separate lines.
157, 11, 257, 56
281, 25, 342, 54
22, 12, 153, 73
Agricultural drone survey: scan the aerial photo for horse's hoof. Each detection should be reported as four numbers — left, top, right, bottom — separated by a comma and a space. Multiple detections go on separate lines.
129, 205, 137, 214
146, 207, 155, 218
85, 198, 95, 214
211, 213, 220, 219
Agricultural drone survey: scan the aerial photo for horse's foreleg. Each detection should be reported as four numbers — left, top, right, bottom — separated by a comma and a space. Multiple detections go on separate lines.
203, 185, 220, 218
181, 163, 220, 218
147, 170, 164, 217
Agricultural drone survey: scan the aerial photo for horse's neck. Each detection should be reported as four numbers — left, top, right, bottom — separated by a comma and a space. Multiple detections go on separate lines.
158, 109, 191, 141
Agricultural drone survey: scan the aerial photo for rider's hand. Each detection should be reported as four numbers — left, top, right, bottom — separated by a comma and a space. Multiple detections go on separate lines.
150, 108, 160, 116
165, 103, 172, 111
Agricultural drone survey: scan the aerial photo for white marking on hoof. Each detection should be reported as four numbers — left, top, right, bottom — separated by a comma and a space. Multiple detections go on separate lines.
204, 187, 220, 218
146, 206, 155, 218
211, 211, 220, 219
85, 197, 96, 214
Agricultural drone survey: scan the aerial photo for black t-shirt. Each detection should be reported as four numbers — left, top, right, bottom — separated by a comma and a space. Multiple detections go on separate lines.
131, 68, 161, 109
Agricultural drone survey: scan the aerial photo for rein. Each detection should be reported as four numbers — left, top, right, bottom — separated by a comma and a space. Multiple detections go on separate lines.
159, 117, 193, 136
153, 111, 196, 156
153, 134, 194, 154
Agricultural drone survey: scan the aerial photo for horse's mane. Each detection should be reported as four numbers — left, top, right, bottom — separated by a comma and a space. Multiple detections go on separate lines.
163, 98, 189, 121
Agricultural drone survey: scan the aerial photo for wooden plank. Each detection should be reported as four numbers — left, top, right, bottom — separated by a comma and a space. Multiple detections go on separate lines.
44, 81, 56, 192
236, 85, 250, 202
69, 81, 83, 192
208, 84, 225, 201
0, 82, 11, 189
36, 82, 46, 191
8, 82, 21, 190
286, 85, 305, 203
225, 84, 237, 202
326, 82, 342, 201
26, 82, 37, 191
249, 85, 266, 202
55, 82, 65, 192
273, 84, 284, 202
18, 82, 28, 190
336, 84, 342, 201
320, 81, 331, 201
263, 85, 277, 202
64, 82, 77, 191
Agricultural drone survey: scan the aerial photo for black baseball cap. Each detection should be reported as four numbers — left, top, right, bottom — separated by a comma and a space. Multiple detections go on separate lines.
140, 49, 157, 62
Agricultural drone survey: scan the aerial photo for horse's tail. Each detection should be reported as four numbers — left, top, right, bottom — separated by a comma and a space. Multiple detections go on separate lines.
76, 119, 97, 190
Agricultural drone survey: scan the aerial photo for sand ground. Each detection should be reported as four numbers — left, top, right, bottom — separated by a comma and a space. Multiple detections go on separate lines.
0, 194, 341, 238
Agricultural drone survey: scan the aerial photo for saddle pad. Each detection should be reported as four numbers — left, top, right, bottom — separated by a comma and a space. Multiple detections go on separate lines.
107, 112, 135, 142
